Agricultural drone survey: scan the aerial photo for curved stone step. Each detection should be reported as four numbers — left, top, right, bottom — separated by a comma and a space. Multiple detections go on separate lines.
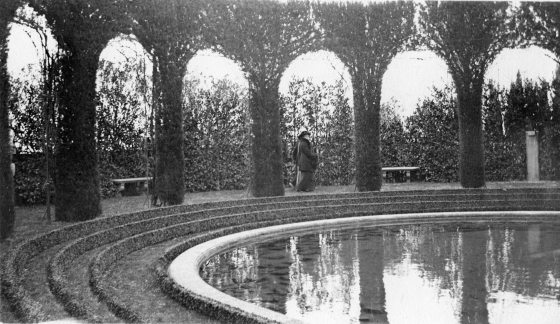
2, 188, 559, 323
99, 237, 222, 324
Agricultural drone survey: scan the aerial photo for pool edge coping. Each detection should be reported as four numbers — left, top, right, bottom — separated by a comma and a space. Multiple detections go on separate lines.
168, 211, 560, 324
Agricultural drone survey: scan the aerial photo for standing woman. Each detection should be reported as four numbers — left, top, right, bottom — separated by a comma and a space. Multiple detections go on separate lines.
295, 130, 318, 192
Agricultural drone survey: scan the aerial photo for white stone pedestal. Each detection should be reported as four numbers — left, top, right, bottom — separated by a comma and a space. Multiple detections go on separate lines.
526, 131, 539, 181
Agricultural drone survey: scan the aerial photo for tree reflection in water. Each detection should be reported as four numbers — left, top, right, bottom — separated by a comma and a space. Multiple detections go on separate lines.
201, 221, 560, 323
358, 230, 388, 323
459, 227, 489, 324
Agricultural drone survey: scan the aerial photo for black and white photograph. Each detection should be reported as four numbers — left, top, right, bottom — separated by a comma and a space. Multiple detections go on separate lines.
1, 0, 559, 323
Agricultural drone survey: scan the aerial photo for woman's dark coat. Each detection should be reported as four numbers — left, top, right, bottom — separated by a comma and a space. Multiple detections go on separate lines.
296, 137, 317, 172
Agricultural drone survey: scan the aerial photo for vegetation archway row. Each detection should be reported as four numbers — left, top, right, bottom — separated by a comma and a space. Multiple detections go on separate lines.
1, 0, 559, 233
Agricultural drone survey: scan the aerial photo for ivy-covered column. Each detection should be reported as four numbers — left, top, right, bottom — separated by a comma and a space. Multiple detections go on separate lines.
248, 77, 284, 195
36, 0, 122, 221
53, 47, 104, 221
455, 80, 485, 186
132, 0, 205, 205
420, 1, 514, 188
0, 0, 18, 238
315, 2, 415, 191
206, 0, 317, 197
152, 55, 187, 204
352, 64, 384, 191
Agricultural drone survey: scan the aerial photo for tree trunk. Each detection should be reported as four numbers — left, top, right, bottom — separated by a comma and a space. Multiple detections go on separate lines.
249, 79, 284, 197
456, 84, 485, 188
55, 48, 102, 221
0, 2, 16, 238
154, 57, 185, 205
353, 70, 382, 191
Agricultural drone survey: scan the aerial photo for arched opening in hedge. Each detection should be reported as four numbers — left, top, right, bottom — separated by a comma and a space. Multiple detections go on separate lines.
483, 46, 559, 181
380, 50, 455, 182
183, 49, 251, 192
381, 51, 453, 120
6, 4, 59, 208
485, 46, 558, 86
279, 50, 353, 187
95, 34, 153, 198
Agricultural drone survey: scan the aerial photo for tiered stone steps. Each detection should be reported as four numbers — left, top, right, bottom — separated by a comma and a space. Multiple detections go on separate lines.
2, 188, 559, 323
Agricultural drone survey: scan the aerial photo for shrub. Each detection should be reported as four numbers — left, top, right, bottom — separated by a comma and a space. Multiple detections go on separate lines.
380, 101, 408, 169
483, 82, 525, 181
405, 86, 459, 182
183, 78, 251, 192
13, 154, 46, 205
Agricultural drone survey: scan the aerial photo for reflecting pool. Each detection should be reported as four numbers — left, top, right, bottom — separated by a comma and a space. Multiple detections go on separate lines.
201, 221, 560, 324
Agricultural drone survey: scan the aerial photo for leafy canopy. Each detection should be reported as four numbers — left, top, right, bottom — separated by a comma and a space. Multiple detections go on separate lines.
419, 1, 515, 88
205, 0, 318, 86
314, 1, 415, 78
519, 2, 560, 60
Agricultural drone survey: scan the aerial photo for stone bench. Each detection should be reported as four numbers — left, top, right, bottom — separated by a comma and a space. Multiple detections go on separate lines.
382, 167, 420, 183
111, 177, 152, 196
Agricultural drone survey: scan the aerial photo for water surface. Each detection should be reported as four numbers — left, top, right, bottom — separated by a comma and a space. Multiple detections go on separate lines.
201, 221, 560, 324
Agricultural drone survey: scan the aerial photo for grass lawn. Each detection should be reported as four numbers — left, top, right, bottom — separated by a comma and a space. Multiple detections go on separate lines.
1, 181, 558, 322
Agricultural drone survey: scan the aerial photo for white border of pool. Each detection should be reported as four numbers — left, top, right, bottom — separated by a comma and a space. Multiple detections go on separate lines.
168, 211, 560, 324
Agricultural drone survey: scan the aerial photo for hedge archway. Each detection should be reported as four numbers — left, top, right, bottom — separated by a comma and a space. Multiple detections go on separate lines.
28, 0, 129, 221
203, 0, 319, 197
419, 1, 516, 188
314, 1, 416, 191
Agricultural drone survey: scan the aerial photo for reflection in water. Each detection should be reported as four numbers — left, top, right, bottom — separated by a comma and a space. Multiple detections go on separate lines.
460, 227, 489, 324
528, 224, 541, 254
284, 232, 361, 322
201, 222, 560, 324
358, 231, 388, 323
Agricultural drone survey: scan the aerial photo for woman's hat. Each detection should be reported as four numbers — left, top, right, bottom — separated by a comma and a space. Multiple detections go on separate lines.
298, 130, 311, 138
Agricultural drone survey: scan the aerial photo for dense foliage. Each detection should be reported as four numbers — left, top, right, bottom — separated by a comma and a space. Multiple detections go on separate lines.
405, 87, 460, 182
96, 48, 153, 198
383, 75, 560, 183
8, 7, 62, 209
520, 2, 560, 59
9, 71, 50, 205
482, 82, 525, 181
10, 70, 560, 203
498, 74, 559, 180
380, 101, 408, 169
183, 78, 251, 192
